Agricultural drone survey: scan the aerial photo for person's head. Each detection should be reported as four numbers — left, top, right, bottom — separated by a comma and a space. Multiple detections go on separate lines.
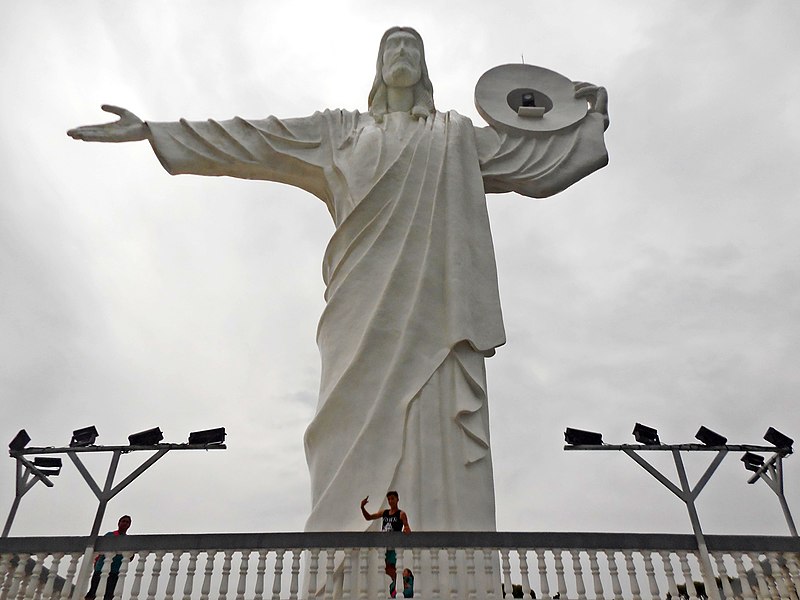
117, 515, 132, 534
386, 490, 399, 509
403, 568, 413, 579
368, 27, 435, 123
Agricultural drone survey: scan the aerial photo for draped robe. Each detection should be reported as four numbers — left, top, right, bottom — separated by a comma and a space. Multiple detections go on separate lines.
147, 109, 608, 532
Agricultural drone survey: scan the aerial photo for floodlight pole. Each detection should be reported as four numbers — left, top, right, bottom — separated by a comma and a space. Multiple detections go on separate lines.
2, 455, 57, 537
7, 442, 225, 600
747, 452, 797, 537
565, 443, 782, 600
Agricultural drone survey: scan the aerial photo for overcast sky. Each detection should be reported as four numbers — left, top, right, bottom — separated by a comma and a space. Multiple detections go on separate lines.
2, 1, 798, 540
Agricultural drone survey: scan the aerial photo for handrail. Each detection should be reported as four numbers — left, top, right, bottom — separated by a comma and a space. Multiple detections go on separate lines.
2, 531, 798, 553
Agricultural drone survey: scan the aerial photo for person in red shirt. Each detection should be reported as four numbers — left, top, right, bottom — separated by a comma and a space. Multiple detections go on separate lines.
85, 515, 131, 600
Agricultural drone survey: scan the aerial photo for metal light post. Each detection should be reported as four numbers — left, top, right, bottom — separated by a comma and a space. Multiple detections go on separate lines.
3, 430, 63, 537
564, 424, 792, 600
741, 428, 796, 537
5, 425, 227, 600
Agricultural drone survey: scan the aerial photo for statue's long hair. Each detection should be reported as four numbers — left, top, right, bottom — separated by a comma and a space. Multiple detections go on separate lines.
368, 27, 435, 123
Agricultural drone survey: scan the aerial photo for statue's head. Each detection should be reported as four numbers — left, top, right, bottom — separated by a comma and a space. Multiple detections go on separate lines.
369, 27, 435, 123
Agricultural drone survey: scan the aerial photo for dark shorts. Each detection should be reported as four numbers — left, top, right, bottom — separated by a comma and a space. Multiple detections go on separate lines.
385, 549, 397, 566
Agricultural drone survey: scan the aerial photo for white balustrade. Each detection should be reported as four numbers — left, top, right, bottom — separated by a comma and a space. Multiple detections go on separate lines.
1, 532, 798, 599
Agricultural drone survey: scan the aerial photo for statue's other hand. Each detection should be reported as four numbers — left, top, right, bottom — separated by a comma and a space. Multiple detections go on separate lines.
574, 82, 609, 131
67, 105, 147, 142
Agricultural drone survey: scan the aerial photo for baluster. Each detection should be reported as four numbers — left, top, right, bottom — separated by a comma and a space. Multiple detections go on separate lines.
95, 548, 114, 600
396, 549, 404, 598
604, 550, 623, 600
412, 548, 422, 600
199, 551, 217, 600
112, 552, 134, 600
42, 552, 64, 599
485, 548, 498, 600
253, 550, 267, 600
784, 553, 800, 599
236, 550, 250, 600
622, 550, 641, 600
747, 552, 771, 600
357, 548, 369, 600
272, 549, 285, 600
217, 550, 234, 600
3, 552, 27, 600
731, 552, 756, 600
182, 550, 200, 600
164, 551, 183, 600
23, 552, 45, 600
587, 550, 604, 600
447, 548, 458, 600
1, 552, 15, 600
465, 548, 477, 600
711, 552, 734, 600
766, 553, 785, 600
289, 549, 301, 600
536, 549, 551, 600
500, 549, 512, 598
552, 550, 568, 600
128, 551, 149, 600
308, 549, 320, 600
570, 549, 587, 600
658, 551, 679, 600
341, 549, 354, 600
323, 550, 335, 600
641, 551, 659, 600
676, 551, 697, 600
429, 548, 441, 600
63, 552, 84, 600
370, 548, 382, 600
146, 550, 166, 600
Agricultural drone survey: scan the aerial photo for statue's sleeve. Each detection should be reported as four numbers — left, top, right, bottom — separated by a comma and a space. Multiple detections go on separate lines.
146, 112, 332, 202
475, 112, 608, 199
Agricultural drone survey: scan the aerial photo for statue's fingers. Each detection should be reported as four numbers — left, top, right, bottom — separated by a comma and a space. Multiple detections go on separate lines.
574, 85, 598, 99
101, 104, 141, 124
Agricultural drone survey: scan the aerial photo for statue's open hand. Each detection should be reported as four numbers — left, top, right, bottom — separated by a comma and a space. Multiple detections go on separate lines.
67, 105, 147, 142
574, 82, 609, 131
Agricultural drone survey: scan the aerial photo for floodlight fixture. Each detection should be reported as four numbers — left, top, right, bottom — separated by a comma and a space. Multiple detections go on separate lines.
9, 429, 31, 452
565, 428, 603, 446
33, 457, 62, 469
633, 422, 660, 445
188, 427, 226, 445
70, 426, 99, 447
741, 452, 765, 473
128, 427, 164, 446
764, 427, 793, 451
695, 426, 727, 447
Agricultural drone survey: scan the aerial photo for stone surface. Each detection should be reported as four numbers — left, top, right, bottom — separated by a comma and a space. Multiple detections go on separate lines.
68, 26, 609, 537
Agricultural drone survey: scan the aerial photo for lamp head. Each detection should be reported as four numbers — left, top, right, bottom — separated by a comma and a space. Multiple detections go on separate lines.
764, 427, 793, 452
188, 427, 226, 446
564, 428, 603, 446
9, 429, 31, 452
70, 426, 99, 448
695, 426, 727, 447
632, 423, 660, 445
128, 427, 164, 446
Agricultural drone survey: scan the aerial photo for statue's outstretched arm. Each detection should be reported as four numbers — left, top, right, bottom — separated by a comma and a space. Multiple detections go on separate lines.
67, 105, 147, 143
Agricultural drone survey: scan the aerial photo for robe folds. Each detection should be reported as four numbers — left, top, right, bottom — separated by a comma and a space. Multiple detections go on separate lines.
147, 109, 608, 532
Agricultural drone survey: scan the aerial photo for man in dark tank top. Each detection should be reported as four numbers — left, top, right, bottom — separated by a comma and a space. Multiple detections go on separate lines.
361, 491, 411, 597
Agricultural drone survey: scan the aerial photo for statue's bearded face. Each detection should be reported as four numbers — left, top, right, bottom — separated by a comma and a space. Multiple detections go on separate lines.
381, 32, 422, 88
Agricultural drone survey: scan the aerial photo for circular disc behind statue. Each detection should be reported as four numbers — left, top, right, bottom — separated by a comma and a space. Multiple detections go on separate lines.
475, 63, 587, 135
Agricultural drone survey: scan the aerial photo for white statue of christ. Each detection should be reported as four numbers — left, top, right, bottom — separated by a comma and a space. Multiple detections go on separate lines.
68, 26, 609, 533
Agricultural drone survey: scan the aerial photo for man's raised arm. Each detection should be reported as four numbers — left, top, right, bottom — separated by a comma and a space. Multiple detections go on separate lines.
67, 105, 148, 143
360, 496, 382, 521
